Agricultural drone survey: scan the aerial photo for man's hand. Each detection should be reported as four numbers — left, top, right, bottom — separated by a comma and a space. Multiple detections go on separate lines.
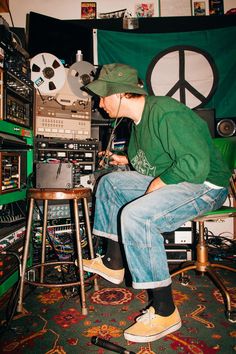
98, 150, 129, 167
146, 177, 166, 194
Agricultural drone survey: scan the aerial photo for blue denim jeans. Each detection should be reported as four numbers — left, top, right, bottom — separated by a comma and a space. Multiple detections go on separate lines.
93, 171, 228, 290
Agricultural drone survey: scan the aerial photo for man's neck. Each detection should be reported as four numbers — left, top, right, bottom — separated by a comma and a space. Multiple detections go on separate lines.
125, 96, 146, 124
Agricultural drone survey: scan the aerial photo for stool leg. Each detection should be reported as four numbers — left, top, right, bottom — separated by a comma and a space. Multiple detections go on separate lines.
73, 198, 88, 315
83, 197, 99, 291
17, 197, 35, 313
40, 199, 48, 283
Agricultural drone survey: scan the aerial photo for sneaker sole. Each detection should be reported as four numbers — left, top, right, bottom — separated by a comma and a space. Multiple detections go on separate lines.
83, 265, 123, 285
124, 321, 182, 343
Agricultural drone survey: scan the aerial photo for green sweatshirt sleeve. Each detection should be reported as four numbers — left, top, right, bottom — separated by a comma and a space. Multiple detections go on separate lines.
158, 111, 211, 184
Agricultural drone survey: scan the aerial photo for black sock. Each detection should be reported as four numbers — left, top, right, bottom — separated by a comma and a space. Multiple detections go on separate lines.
103, 239, 124, 270
149, 285, 175, 317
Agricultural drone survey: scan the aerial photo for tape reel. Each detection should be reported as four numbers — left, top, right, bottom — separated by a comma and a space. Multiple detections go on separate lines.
55, 68, 80, 106
67, 61, 95, 99
30, 53, 66, 95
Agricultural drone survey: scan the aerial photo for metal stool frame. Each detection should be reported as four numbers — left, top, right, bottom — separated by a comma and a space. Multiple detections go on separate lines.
17, 188, 99, 315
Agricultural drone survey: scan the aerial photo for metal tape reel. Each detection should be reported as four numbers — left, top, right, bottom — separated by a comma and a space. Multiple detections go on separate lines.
30, 53, 66, 95
67, 61, 95, 99
55, 68, 79, 106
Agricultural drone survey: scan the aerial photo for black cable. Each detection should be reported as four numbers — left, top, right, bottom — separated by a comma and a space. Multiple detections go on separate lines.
33, 200, 61, 261
204, 227, 236, 262
32, 202, 97, 291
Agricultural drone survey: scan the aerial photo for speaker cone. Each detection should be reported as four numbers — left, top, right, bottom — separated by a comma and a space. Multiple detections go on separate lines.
217, 119, 236, 137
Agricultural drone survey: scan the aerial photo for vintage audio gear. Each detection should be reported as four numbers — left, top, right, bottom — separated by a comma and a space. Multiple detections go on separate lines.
31, 54, 96, 139
0, 224, 26, 285
163, 222, 193, 245
0, 132, 32, 194
35, 93, 91, 140
163, 222, 194, 263
5, 71, 34, 128
33, 199, 92, 221
30, 52, 66, 95
30, 53, 95, 100
165, 247, 192, 263
67, 60, 95, 99
35, 137, 100, 188
35, 137, 99, 160
56, 68, 81, 106
0, 34, 34, 128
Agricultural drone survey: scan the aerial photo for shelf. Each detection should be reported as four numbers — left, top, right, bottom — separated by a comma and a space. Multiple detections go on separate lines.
0, 189, 27, 205
0, 120, 33, 138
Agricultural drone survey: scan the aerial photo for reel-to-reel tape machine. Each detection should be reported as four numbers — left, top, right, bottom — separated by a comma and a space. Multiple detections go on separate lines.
30, 52, 96, 140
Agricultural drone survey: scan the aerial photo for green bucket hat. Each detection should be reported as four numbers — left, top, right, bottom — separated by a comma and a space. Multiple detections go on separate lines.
85, 63, 147, 97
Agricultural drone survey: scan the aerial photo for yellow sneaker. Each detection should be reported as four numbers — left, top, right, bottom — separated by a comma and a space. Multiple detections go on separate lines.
124, 306, 182, 343
83, 255, 124, 285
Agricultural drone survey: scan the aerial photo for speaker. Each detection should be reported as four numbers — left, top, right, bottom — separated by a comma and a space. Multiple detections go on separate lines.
193, 108, 216, 138
216, 118, 236, 137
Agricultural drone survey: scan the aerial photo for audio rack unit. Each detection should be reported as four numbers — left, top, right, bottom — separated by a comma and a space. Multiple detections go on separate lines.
35, 94, 91, 140
0, 223, 27, 290
163, 221, 195, 263
165, 247, 192, 263
34, 137, 100, 188
0, 32, 34, 128
0, 20, 34, 297
32, 199, 93, 263
31, 54, 95, 141
0, 132, 32, 194
35, 137, 99, 163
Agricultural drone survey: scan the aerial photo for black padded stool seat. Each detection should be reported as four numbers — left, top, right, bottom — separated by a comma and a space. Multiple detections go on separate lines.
17, 188, 98, 315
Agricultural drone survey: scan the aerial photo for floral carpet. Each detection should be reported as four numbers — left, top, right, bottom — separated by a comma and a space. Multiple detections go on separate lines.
0, 268, 236, 354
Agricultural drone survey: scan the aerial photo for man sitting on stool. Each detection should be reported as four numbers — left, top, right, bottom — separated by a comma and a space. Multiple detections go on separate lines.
82, 63, 230, 343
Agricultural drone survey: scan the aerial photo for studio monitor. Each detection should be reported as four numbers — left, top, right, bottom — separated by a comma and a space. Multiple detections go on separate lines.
216, 118, 236, 137
193, 108, 216, 138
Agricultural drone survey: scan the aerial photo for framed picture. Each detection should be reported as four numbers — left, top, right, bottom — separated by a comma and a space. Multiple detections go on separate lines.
209, 0, 224, 15
0, 0, 9, 12
192, 1, 209, 16
81, 2, 97, 19
159, 0, 191, 17
135, 2, 156, 17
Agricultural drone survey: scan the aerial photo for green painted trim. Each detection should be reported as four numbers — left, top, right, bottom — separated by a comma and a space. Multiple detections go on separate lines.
0, 190, 27, 205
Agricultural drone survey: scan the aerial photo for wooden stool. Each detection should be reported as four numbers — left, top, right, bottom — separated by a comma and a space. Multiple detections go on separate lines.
17, 188, 99, 315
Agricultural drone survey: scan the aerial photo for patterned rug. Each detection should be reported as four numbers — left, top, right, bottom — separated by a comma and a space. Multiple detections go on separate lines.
0, 268, 236, 354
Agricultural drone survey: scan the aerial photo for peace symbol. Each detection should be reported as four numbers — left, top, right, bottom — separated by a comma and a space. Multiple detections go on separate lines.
146, 45, 218, 109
